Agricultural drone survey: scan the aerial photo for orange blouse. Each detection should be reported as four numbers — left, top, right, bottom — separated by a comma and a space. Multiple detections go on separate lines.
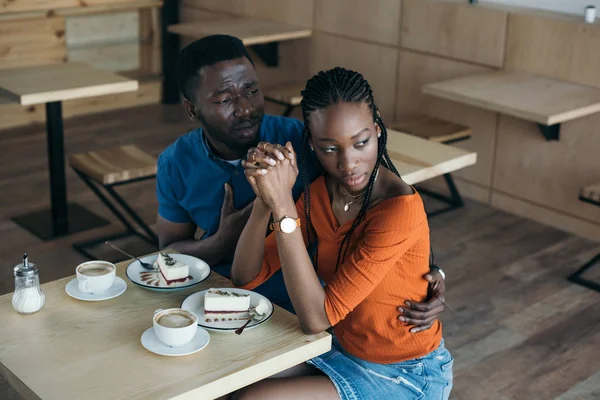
240, 176, 442, 363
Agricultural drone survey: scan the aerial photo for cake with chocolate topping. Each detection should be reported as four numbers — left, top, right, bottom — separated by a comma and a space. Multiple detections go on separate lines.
204, 289, 250, 322
156, 253, 189, 284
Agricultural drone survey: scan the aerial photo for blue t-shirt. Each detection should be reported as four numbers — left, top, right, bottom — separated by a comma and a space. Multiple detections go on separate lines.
156, 114, 318, 312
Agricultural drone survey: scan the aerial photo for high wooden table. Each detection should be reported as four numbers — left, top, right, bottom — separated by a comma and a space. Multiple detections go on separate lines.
0, 62, 139, 240
422, 71, 600, 141
0, 252, 331, 400
387, 129, 477, 185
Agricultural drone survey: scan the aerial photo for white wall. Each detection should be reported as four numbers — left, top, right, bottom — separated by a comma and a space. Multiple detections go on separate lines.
481, 0, 600, 16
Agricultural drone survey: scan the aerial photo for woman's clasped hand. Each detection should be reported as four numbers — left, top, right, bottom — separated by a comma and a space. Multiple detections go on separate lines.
241, 141, 298, 210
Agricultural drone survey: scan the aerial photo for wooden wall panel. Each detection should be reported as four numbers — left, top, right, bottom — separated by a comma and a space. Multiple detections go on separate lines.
0, 98, 45, 130
253, 39, 311, 95
66, 12, 139, 47
66, 12, 141, 72
181, 0, 245, 16
245, 0, 314, 28
315, 0, 401, 45
62, 79, 161, 117
491, 192, 600, 242
0, 0, 148, 14
401, 0, 508, 68
311, 33, 397, 120
396, 51, 497, 187
492, 114, 600, 224
68, 42, 140, 72
180, 5, 231, 23
0, 17, 66, 69
505, 12, 600, 89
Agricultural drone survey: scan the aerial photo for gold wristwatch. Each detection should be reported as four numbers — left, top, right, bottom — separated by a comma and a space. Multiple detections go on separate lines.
270, 216, 301, 234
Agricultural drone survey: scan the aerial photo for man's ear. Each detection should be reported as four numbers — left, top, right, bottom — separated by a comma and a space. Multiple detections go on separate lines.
183, 98, 199, 121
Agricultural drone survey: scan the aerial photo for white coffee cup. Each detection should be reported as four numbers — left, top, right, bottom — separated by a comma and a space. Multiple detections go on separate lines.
153, 308, 198, 348
76, 261, 116, 295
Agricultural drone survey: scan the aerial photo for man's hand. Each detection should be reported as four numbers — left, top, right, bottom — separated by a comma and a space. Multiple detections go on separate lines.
214, 183, 253, 249
397, 269, 446, 333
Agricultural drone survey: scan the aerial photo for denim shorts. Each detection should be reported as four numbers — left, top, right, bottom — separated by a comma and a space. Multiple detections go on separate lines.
307, 336, 454, 400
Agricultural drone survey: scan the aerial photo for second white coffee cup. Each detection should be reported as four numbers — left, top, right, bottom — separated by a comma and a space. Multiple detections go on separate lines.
153, 308, 198, 348
76, 260, 116, 295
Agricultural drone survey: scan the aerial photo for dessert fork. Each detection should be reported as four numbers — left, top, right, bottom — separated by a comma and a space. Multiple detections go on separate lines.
105, 241, 157, 271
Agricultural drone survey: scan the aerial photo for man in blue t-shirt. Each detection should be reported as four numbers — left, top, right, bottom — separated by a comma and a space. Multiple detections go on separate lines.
156, 35, 446, 331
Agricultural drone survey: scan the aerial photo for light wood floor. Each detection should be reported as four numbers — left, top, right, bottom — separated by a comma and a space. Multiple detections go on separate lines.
1, 104, 599, 400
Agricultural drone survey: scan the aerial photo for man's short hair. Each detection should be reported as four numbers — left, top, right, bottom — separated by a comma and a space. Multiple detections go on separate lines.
176, 34, 255, 101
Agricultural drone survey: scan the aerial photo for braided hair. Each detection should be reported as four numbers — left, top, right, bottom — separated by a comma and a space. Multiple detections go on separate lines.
300, 67, 400, 270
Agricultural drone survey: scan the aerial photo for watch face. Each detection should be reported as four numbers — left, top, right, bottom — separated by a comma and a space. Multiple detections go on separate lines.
280, 217, 297, 233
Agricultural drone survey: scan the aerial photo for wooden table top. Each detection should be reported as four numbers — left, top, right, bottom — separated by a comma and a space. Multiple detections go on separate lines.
0, 62, 139, 106
168, 18, 312, 46
0, 252, 331, 400
388, 129, 477, 185
422, 71, 600, 126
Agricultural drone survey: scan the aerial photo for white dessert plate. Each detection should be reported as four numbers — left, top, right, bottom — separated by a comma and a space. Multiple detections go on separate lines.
141, 327, 210, 357
181, 288, 274, 332
126, 253, 211, 292
65, 277, 127, 301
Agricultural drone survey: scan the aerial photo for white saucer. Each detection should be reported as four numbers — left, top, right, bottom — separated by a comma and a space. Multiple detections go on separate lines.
141, 327, 210, 357
181, 288, 274, 332
126, 253, 211, 292
65, 277, 127, 301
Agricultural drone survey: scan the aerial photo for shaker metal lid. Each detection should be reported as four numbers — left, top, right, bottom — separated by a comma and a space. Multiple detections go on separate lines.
14, 253, 38, 277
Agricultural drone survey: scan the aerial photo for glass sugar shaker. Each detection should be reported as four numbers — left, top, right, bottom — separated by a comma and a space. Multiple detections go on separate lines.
12, 253, 45, 315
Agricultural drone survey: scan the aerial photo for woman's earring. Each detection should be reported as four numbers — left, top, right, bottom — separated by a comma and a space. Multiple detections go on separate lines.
309, 143, 314, 151
377, 133, 381, 138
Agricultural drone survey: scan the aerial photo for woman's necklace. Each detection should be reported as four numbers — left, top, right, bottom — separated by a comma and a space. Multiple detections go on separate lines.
340, 168, 379, 212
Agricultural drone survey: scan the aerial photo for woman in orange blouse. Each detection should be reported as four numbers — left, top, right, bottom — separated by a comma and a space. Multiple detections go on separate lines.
230, 67, 453, 400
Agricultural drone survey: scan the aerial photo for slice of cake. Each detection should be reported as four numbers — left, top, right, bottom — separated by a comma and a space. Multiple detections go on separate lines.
204, 289, 251, 322
156, 253, 189, 284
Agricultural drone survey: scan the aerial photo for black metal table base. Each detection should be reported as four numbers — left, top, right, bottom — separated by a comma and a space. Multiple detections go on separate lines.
417, 173, 465, 217
70, 169, 158, 260
568, 252, 600, 293
11, 203, 110, 241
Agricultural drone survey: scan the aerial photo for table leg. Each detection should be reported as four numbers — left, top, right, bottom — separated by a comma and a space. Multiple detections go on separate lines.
46, 101, 69, 235
11, 102, 110, 241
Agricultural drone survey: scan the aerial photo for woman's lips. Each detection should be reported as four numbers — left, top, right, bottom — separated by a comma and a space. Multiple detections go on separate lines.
341, 174, 366, 188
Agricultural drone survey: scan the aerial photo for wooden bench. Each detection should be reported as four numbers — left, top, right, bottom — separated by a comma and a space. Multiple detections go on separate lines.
568, 183, 600, 292
68, 144, 158, 259
389, 114, 472, 216
263, 81, 304, 117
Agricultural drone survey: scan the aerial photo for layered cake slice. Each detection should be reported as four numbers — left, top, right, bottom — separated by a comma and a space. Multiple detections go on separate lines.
156, 253, 189, 284
204, 289, 251, 322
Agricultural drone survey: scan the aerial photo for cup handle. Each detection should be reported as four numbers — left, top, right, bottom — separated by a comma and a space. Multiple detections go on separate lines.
78, 279, 90, 293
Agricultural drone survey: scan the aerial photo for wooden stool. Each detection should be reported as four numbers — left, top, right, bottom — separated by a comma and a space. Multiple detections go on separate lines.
263, 82, 304, 117
568, 183, 600, 292
69, 145, 158, 259
389, 114, 472, 217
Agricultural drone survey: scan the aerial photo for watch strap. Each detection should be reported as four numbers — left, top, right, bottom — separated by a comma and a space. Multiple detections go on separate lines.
270, 216, 301, 233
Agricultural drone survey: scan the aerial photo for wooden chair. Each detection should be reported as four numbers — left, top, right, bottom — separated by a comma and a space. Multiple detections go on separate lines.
389, 114, 472, 217
568, 183, 600, 292
68, 145, 158, 259
263, 81, 304, 117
